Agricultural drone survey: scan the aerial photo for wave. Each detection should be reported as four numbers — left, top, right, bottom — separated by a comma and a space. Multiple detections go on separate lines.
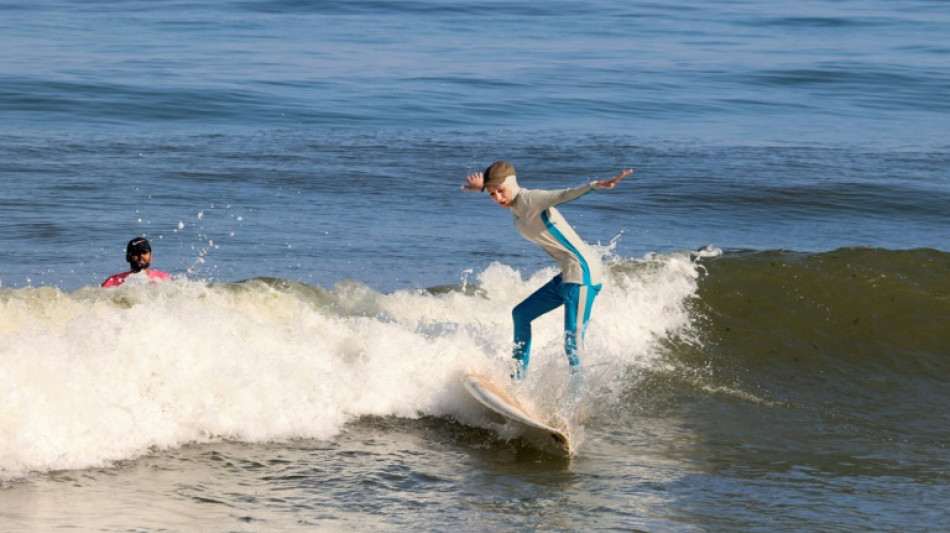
648, 248, 950, 434
0, 251, 703, 478
3, 247, 946, 478
695, 247, 948, 372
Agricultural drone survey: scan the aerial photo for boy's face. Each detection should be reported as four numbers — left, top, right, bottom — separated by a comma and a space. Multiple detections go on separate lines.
486, 184, 514, 208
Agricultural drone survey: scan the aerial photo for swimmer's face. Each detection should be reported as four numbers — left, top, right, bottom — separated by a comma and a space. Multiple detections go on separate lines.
486, 184, 514, 208
127, 250, 152, 272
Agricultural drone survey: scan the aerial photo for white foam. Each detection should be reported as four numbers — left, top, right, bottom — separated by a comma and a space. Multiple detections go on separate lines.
0, 252, 704, 478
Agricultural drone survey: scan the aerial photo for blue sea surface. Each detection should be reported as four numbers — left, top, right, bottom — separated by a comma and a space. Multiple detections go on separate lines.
1, 0, 948, 142
0, 1, 948, 532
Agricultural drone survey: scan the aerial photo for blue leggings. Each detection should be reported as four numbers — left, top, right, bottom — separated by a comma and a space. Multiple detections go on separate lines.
511, 274, 601, 380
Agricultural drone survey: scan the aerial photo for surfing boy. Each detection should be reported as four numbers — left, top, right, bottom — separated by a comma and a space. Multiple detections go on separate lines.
462, 161, 632, 381
102, 237, 173, 287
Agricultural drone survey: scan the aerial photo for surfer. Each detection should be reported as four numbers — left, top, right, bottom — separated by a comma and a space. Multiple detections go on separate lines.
462, 161, 632, 382
101, 237, 173, 288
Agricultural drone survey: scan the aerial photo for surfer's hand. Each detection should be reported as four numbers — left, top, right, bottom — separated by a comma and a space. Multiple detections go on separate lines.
462, 172, 485, 191
593, 169, 633, 190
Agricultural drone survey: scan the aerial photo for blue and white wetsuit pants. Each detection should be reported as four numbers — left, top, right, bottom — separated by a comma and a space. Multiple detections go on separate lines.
511, 274, 601, 380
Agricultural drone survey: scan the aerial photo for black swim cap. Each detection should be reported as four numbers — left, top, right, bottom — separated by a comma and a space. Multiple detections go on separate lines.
126, 237, 151, 256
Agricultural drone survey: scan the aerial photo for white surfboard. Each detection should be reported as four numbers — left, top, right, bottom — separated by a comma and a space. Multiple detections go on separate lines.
462, 373, 575, 457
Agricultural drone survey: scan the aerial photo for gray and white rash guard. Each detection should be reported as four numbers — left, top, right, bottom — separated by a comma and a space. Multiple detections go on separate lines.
508, 183, 602, 287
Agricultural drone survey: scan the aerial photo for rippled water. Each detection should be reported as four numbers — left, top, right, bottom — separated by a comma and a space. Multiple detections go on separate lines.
1, 1, 948, 531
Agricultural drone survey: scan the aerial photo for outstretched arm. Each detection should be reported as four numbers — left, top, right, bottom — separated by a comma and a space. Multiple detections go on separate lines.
461, 172, 484, 191
593, 169, 633, 190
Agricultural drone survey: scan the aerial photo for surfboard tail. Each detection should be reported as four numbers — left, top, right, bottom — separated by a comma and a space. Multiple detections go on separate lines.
462, 373, 575, 457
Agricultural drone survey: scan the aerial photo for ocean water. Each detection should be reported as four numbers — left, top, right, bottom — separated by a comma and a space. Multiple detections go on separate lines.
1, 1, 949, 531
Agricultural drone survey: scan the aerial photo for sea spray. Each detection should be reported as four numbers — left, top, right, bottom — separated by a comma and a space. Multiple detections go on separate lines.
0, 252, 708, 478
